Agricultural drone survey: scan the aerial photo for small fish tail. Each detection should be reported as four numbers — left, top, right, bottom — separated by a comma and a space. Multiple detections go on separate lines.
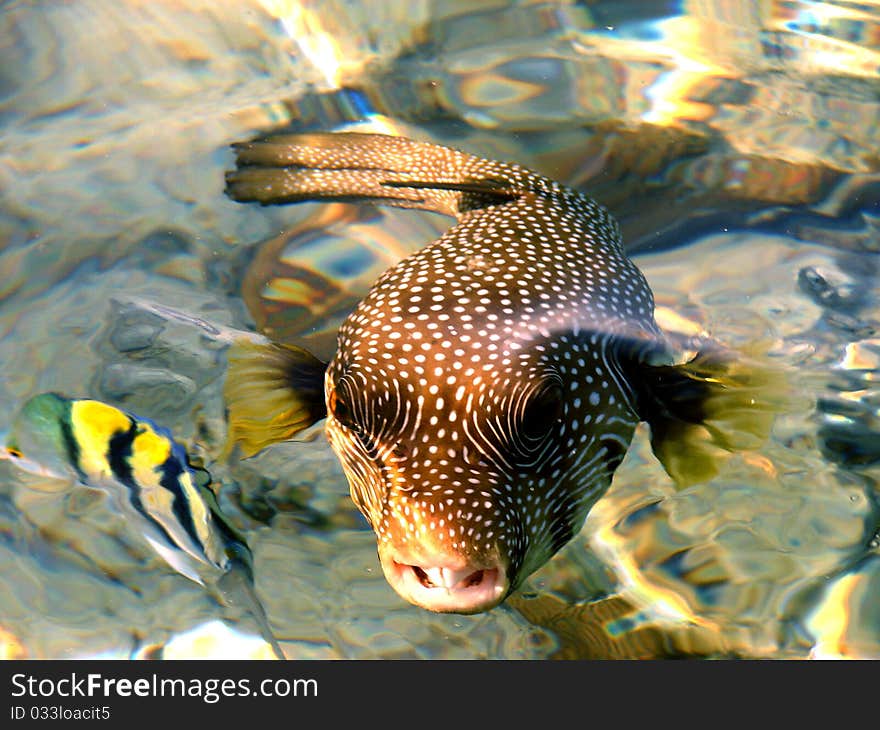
225, 132, 548, 218
222, 340, 328, 459
637, 344, 795, 487
216, 559, 286, 660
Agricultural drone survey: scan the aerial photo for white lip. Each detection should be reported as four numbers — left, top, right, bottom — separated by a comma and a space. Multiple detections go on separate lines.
381, 556, 508, 614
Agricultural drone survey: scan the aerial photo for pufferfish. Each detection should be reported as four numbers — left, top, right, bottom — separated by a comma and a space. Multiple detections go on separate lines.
2, 393, 285, 659
223, 132, 785, 615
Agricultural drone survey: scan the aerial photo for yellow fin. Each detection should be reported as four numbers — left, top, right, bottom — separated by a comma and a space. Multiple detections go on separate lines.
641, 345, 794, 488
222, 340, 327, 459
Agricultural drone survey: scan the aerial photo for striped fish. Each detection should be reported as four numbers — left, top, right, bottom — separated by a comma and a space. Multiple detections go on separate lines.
3, 393, 284, 659
222, 133, 787, 614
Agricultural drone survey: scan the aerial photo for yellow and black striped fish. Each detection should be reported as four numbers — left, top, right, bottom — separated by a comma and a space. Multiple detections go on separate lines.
3, 393, 284, 659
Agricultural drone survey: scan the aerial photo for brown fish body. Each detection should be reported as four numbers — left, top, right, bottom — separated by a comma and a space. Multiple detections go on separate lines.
225, 133, 783, 613
322, 186, 662, 611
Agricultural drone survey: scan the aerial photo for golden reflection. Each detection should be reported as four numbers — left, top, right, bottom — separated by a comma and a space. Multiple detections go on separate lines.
590, 496, 718, 631
348, 113, 409, 137
766, 0, 880, 79
258, 1, 409, 136
241, 202, 437, 355
154, 619, 281, 659
837, 340, 880, 371
582, 16, 738, 127
807, 572, 860, 659
509, 592, 730, 659
595, 538, 714, 629
0, 625, 27, 659
654, 305, 707, 338
460, 74, 547, 109
739, 452, 778, 479
257, 0, 347, 88
643, 69, 718, 125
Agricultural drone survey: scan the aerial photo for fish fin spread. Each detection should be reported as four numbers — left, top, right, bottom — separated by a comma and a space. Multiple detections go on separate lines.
637, 345, 792, 488
225, 132, 555, 219
222, 340, 328, 459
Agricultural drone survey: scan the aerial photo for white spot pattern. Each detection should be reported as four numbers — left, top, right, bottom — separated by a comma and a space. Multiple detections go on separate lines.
250, 134, 668, 590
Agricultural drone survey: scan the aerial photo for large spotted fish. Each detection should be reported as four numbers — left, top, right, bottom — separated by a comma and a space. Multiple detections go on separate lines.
223, 133, 784, 614
2, 393, 285, 659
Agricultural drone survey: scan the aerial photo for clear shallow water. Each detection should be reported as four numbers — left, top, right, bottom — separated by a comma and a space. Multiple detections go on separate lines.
1, 0, 879, 659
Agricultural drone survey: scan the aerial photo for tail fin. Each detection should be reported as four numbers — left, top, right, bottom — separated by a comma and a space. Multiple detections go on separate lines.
198, 482, 285, 659
225, 132, 548, 218
222, 340, 327, 459
216, 559, 286, 660
638, 346, 794, 487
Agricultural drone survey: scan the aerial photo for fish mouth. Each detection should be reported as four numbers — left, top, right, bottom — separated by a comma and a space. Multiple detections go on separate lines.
379, 548, 509, 614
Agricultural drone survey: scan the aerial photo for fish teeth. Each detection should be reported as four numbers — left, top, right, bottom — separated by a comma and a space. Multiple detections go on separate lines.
422, 566, 446, 588
423, 566, 476, 589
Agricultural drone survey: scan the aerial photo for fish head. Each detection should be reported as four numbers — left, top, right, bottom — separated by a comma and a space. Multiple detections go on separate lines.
324, 324, 626, 614
2, 393, 78, 481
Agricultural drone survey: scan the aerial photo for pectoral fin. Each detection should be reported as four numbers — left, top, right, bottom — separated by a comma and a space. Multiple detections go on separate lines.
638, 345, 794, 487
222, 340, 328, 459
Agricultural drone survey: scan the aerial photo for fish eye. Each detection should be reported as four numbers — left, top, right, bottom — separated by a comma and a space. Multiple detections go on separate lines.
328, 388, 355, 429
520, 383, 564, 442
5, 446, 22, 459
329, 382, 369, 444
391, 442, 408, 459
330, 389, 376, 453
599, 436, 627, 473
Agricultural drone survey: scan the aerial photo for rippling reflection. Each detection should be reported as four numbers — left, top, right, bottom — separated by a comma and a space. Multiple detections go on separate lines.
240, 203, 447, 359
807, 553, 880, 659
